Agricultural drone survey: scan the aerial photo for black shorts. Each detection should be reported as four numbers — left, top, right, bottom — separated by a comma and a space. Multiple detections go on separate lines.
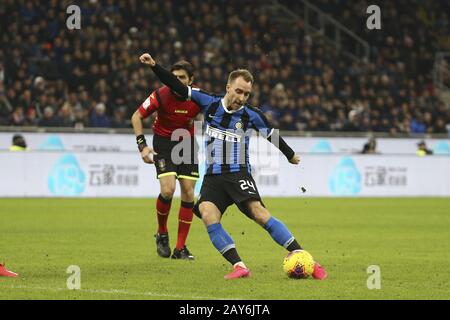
152, 134, 199, 180
193, 172, 264, 218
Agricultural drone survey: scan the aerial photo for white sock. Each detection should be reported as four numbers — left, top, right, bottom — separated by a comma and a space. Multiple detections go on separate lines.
234, 261, 247, 269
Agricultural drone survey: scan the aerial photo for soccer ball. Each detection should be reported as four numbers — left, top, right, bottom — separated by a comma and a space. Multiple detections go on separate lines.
283, 249, 315, 279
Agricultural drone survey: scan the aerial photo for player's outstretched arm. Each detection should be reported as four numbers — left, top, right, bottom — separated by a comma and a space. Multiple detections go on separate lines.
139, 53, 189, 99
251, 107, 300, 165
267, 130, 300, 164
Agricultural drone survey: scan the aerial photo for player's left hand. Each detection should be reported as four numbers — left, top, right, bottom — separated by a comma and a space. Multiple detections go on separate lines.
289, 154, 300, 165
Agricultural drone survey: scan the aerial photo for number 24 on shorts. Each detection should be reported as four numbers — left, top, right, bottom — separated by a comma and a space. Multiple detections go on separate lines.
239, 180, 256, 192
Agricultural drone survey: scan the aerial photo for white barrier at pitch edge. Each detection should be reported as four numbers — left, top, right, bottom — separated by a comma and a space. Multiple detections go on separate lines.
1, 132, 450, 155
1, 151, 449, 197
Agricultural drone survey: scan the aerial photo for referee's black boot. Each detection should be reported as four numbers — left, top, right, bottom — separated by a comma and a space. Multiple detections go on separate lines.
155, 233, 171, 258
171, 246, 195, 260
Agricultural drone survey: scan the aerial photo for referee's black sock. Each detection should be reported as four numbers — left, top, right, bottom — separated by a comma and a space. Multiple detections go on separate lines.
222, 248, 242, 266
158, 193, 172, 203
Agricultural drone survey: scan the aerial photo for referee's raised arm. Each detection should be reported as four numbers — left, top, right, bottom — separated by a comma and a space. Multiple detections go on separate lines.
139, 53, 189, 99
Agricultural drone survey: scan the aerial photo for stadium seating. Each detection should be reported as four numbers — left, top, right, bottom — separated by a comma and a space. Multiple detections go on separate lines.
0, 0, 448, 133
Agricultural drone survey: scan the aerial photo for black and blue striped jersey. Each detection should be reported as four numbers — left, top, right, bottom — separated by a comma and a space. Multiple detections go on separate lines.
149, 63, 295, 175
188, 87, 274, 176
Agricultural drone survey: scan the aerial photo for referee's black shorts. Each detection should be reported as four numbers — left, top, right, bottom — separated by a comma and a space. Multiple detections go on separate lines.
152, 134, 199, 181
193, 172, 264, 219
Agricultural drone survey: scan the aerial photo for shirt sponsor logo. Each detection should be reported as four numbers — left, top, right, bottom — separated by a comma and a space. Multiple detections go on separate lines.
206, 125, 241, 143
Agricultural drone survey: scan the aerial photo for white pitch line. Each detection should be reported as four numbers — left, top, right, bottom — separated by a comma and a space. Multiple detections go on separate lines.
3, 285, 242, 300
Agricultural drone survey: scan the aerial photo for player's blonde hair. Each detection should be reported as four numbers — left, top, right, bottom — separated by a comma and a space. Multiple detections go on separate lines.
228, 69, 254, 85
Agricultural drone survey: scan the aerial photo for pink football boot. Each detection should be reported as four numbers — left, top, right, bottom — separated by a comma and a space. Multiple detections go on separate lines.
312, 262, 327, 280
0, 263, 18, 277
224, 265, 251, 279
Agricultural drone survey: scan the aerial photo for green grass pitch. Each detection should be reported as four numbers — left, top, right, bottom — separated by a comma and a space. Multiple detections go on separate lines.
1, 198, 449, 300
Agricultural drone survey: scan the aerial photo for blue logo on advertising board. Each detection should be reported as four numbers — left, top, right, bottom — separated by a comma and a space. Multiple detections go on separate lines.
329, 157, 361, 195
311, 139, 332, 153
433, 141, 450, 155
39, 135, 65, 150
48, 154, 85, 196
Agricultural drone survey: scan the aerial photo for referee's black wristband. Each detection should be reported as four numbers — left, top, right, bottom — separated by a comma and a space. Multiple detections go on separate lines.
136, 135, 148, 152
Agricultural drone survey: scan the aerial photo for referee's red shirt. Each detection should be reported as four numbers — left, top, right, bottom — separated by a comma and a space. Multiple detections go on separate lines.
138, 86, 201, 137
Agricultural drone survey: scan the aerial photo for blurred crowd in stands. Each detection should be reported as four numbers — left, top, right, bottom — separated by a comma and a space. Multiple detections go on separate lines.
0, 0, 449, 134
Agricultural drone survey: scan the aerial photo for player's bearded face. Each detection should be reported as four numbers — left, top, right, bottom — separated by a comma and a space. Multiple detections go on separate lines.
226, 77, 252, 110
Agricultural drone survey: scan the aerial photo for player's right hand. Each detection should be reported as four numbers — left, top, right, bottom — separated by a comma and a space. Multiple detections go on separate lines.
139, 53, 156, 66
141, 146, 157, 164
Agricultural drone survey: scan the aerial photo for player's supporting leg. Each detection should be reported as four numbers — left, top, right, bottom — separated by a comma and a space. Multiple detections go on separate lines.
172, 178, 195, 259
199, 201, 250, 279
155, 175, 176, 258
245, 200, 327, 279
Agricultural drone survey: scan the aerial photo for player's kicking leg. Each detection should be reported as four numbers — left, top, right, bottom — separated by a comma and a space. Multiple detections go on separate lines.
197, 201, 251, 279
154, 174, 176, 258
171, 177, 196, 260
244, 200, 327, 280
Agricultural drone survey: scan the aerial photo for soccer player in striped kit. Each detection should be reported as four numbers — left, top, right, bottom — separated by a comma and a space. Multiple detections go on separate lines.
139, 53, 327, 280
